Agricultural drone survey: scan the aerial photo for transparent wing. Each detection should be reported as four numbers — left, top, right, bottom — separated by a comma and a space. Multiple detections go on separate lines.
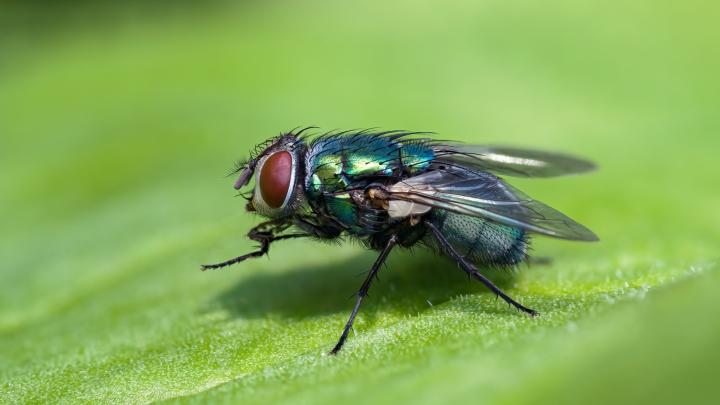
388, 169, 599, 241
432, 145, 596, 178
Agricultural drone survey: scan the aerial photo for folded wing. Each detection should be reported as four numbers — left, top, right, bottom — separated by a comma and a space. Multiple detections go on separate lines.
387, 168, 598, 241
432, 145, 596, 178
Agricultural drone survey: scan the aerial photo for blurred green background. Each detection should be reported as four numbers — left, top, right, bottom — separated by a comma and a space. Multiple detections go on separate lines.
1, 0, 719, 403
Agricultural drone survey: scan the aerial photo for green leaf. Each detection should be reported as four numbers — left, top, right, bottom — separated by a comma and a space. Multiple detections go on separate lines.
1, 1, 718, 403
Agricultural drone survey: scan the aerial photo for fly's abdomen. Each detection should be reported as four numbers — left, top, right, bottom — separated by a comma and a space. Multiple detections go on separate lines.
424, 210, 528, 267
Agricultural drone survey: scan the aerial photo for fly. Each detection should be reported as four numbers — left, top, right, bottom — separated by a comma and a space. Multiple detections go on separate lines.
202, 128, 599, 354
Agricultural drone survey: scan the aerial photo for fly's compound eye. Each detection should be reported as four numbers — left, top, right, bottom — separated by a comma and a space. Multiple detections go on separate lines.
256, 151, 294, 209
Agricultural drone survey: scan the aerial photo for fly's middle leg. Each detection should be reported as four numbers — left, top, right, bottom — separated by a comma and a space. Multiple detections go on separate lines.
330, 234, 398, 354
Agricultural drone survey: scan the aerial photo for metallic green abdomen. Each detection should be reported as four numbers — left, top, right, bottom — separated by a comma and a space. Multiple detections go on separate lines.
424, 210, 528, 266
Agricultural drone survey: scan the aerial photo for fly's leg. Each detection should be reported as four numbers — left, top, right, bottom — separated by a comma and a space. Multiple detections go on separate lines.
200, 233, 306, 270
201, 219, 305, 271
294, 217, 343, 239
330, 234, 398, 355
425, 222, 538, 316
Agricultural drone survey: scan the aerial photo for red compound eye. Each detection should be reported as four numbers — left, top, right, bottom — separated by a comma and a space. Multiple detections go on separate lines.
258, 151, 293, 208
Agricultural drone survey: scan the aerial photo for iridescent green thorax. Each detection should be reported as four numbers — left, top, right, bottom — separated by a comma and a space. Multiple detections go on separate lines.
303, 132, 435, 233
305, 134, 434, 196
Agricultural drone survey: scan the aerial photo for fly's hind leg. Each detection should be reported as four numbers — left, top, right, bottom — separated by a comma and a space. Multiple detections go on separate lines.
425, 222, 538, 316
201, 219, 306, 271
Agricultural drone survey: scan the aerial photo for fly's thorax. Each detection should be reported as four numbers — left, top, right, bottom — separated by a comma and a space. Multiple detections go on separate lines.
303, 134, 435, 198
299, 133, 437, 235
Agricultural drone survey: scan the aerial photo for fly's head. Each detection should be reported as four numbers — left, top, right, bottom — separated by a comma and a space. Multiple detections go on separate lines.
233, 132, 307, 219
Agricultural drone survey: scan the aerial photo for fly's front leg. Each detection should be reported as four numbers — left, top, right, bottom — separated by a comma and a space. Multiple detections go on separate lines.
330, 234, 398, 355
426, 222, 538, 316
294, 217, 343, 240
201, 219, 305, 271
